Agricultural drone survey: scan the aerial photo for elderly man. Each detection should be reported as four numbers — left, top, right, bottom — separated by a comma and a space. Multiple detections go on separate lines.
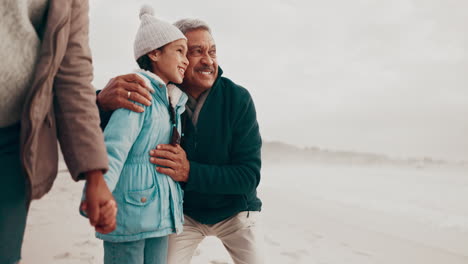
97, 18, 264, 264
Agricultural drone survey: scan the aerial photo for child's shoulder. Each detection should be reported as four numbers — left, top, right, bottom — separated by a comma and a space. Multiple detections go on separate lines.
133, 69, 165, 91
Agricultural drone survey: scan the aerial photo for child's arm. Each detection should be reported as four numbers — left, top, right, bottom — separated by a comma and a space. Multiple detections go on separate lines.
80, 104, 148, 218
103, 104, 148, 192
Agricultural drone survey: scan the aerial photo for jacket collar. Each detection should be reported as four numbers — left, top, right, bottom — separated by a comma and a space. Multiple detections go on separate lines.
134, 69, 186, 107
212, 66, 223, 89
215, 66, 223, 83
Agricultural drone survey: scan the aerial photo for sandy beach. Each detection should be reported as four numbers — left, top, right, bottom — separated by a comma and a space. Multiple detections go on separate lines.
22, 159, 468, 264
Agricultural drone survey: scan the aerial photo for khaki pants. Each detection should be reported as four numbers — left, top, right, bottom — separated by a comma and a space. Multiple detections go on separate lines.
167, 211, 264, 264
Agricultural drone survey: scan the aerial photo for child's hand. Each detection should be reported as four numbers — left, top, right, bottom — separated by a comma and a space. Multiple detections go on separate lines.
80, 199, 117, 234
79, 200, 88, 218
95, 200, 117, 234
84, 170, 117, 233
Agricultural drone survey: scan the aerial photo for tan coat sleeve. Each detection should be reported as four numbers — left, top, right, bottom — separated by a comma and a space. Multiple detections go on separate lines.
53, 0, 108, 180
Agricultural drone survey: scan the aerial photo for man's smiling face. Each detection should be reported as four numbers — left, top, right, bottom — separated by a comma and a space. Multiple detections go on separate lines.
180, 29, 218, 96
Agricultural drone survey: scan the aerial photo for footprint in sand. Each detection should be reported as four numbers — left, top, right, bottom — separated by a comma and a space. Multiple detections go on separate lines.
74, 240, 98, 247
353, 250, 372, 257
54, 252, 71, 259
54, 252, 94, 262
307, 234, 324, 244
305, 229, 323, 238
31, 220, 53, 227
281, 251, 301, 262
264, 235, 280, 246
78, 252, 95, 262
340, 242, 349, 247
281, 249, 309, 261
339, 242, 372, 257
193, 248, 201, 256
311, 233, 323, 239
210, 260, 229, 264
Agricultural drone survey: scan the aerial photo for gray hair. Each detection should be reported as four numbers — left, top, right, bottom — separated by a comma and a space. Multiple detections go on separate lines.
173, 18, 212, 35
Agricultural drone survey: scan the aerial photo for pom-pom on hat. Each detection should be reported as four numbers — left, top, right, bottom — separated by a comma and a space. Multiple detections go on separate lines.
134, 4, 186, 60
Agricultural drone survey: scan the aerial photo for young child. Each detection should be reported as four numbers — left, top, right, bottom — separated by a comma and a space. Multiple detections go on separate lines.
81, 5, 188, 263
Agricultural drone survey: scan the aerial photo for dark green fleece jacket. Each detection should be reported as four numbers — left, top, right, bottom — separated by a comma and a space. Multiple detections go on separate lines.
98, 67, 262, 224
180, 68, 262, 224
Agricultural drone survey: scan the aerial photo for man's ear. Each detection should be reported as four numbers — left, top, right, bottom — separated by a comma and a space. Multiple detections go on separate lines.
148, 50, 161, 62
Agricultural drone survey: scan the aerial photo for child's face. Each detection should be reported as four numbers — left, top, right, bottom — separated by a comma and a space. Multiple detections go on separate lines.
150, 39, 189, 84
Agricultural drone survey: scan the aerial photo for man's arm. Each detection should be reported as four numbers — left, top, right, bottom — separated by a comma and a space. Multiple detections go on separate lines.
96, 74, 152, 130
153, 90, 262, 195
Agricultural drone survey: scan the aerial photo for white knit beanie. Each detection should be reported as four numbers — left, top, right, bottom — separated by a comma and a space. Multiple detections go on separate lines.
134, 5, 186, 60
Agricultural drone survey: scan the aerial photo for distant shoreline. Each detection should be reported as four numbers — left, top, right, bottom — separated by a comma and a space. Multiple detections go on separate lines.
262, 141, 468, 168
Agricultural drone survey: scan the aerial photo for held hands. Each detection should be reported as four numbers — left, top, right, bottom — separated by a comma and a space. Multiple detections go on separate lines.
82, 170, 117, 234
97, 74, 152, 113
149, 144, 190, 182
80, 200, 117, 234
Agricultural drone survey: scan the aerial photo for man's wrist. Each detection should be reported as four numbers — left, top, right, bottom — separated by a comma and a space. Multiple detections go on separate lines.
182, 164, 191, 183
183, 171, 189, 182
96, 92, 108, 112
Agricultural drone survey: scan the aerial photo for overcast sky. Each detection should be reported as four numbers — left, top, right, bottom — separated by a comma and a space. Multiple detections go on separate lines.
88, 0, 468, 161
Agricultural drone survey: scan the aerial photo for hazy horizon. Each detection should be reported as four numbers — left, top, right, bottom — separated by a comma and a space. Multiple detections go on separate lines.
88, 0, 468, 161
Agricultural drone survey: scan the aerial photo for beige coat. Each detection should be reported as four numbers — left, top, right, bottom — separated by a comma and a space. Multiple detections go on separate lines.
20, 0, 108, 200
